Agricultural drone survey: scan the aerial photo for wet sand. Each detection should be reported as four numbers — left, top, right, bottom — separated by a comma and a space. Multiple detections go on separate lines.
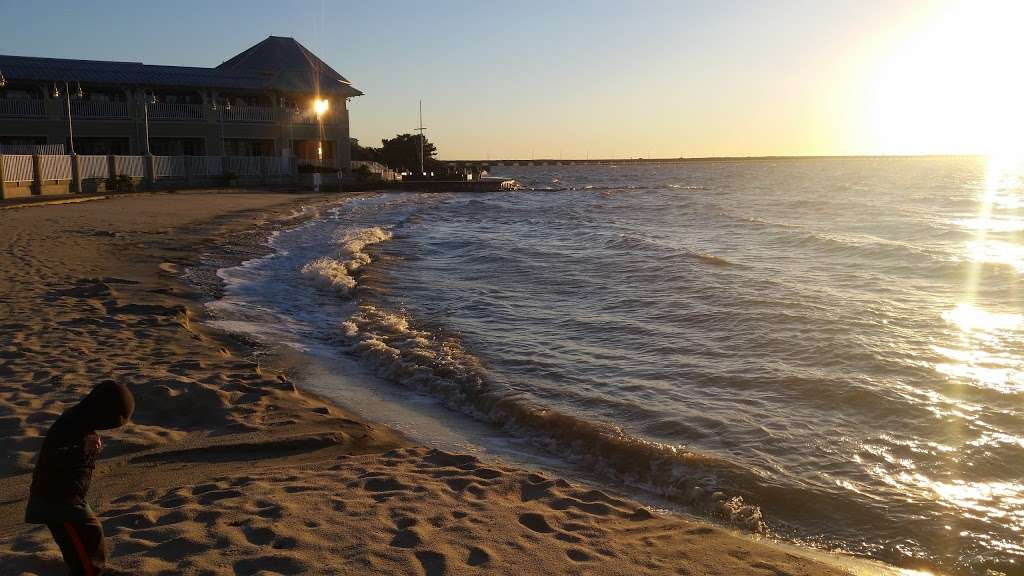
0, 191, 854, 575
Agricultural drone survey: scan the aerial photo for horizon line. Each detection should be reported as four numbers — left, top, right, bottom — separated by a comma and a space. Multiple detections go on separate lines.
439, 153, 989, 163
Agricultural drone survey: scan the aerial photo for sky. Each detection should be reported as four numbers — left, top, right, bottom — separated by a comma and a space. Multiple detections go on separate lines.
1, 0, 1021, 159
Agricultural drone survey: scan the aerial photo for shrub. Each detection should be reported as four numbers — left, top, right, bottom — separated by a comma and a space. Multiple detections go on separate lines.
107, 174, 134, 193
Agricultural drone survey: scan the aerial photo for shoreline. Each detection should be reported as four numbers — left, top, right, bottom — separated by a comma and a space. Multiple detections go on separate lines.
0, 190, 891, 575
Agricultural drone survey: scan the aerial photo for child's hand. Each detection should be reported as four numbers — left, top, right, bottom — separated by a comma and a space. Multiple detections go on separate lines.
89, 435, 102, 454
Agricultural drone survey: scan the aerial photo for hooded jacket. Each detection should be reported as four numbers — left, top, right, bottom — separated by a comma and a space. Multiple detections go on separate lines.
28, 381, 134, 508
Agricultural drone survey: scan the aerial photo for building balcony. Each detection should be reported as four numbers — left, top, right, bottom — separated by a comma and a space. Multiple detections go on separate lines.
71, 100, 129, 119
292, 111, 342, 125
0, 99, 46, 117
221, 106, 276, 122
148, 103, 205, 121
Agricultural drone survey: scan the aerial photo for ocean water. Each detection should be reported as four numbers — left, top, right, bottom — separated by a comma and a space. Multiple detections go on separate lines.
207, 157, 1023, 575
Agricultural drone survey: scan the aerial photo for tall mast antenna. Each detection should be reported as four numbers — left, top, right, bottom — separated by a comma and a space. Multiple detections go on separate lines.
416, 100, 426, 175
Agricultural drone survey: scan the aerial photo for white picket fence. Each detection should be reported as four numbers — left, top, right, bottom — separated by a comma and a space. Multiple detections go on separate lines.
79, 155, 109, 179
39, 155, 72, 180
2, 155, 34, 182
113, 156, 146, 178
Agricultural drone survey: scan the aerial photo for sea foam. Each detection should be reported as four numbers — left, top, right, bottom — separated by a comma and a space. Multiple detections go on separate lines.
300, 226, 393, 296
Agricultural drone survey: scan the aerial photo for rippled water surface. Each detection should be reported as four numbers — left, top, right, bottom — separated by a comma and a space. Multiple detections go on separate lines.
210, 158, 1023, 575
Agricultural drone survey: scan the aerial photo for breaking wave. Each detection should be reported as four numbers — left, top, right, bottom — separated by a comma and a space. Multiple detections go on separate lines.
338, 304, 765, 532
292, 213, 763, 530
300, 227, 392, 296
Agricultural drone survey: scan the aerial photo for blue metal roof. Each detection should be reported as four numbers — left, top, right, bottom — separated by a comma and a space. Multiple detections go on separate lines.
0, 37, 361, 95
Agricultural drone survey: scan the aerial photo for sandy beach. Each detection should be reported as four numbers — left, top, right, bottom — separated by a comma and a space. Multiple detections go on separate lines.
0, 191, 854, 575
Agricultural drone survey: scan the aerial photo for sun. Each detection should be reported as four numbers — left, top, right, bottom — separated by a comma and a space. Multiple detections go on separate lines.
870, 1, 1024, 158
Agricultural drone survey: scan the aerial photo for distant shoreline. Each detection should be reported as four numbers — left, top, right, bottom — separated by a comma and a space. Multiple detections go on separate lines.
443, 153, 987, 165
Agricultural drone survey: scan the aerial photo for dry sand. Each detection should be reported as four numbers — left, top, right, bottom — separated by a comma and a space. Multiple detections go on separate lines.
0, 191, 855, 575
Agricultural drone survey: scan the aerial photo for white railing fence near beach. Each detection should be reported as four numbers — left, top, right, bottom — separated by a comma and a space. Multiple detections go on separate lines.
78, 155, 110, 180
1, 155, 34, 182
2, 154, 297, 194
187, 155, 223, 177
113, 156, 146, 178
153, 156, 188, 178
263, 156, 292, 176
39, 155, 72, 180
224, 156, 261, 176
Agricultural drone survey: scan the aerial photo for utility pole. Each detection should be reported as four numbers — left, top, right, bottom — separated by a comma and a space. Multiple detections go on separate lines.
415, 100, 426, 176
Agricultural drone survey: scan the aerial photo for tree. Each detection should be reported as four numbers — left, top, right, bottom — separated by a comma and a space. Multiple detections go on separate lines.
379, 133, 439, 173
350, 138, 381, 162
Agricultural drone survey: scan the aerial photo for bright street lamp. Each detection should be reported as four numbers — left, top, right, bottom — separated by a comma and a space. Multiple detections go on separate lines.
312, 98, 329, 192
313, 98, 329, 117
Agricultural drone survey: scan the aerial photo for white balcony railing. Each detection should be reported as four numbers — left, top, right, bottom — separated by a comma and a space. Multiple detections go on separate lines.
222, 106, 276, 122
71, 100, 128, 119
0, 99, 46, 117
294, 111, 331, 125
149, 103, 205, 121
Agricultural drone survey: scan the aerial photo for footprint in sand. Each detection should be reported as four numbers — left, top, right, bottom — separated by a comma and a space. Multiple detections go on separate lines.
389, 528, 422, 549
567, 548, 593, 562
233, 555, 306, 575
467, 546, 492, 567
517, 512, 554, 534
414, 550, 447, 576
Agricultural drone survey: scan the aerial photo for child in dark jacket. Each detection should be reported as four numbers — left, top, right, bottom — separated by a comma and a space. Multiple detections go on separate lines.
25, 380, 135, 576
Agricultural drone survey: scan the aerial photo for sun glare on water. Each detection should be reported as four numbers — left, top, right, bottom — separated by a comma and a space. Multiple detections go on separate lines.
935, 151, 1024, 395
872, 1, 1024, 158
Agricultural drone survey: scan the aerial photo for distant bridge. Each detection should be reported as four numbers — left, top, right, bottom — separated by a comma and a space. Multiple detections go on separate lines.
445, 157, 703, 169
443, 154, 979, 170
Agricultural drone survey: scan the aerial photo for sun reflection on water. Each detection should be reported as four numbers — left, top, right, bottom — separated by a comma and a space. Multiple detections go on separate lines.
898, 154, 1024, 560
940, 155, 1024, 394
965, 239, 1024, 273
942, 303, 1022, 334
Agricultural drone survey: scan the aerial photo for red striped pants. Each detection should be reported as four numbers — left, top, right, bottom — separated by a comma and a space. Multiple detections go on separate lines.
47, 519, 107, 576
